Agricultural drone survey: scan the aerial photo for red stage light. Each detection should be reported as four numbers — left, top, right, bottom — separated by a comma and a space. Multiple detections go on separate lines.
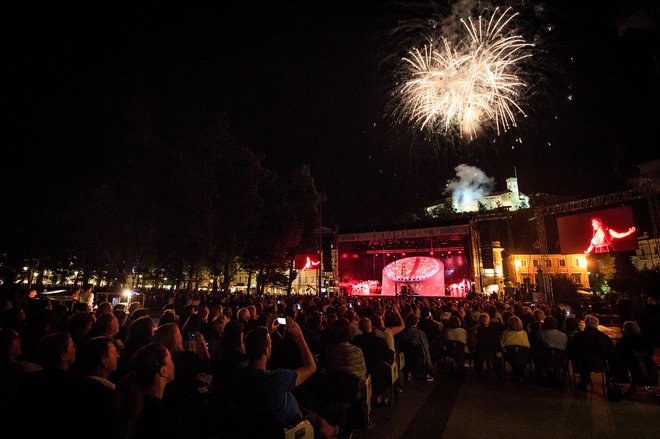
341, 253, 349, 259
352, 254, 359, 259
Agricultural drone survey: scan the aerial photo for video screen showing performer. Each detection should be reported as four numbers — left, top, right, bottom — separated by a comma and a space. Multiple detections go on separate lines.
557, 206, 638, 255
584, 217, 635, 254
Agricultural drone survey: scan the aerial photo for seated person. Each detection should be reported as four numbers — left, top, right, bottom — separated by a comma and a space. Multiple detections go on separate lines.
352, 317, 394, 406
396, 313, 434, 382
573, 314, 614, 391
324, 317, 367, 381
612, 321, 655, 385
500, 316, 530, 381
473, 313, 503, 379
234, 320, 341, 438
535, 316, 568, 386
538, 316, 568, 351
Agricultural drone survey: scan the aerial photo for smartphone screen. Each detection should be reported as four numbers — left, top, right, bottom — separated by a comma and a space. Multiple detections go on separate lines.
277, 317, 286, 325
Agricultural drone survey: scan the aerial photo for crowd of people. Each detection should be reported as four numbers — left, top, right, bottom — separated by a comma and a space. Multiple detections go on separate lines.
1, 279, 658, 438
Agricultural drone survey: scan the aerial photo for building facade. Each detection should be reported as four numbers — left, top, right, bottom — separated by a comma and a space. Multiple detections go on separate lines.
631, 232, 660, 270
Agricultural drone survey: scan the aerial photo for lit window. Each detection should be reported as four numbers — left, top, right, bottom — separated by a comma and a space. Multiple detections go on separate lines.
559, 259, 566, 267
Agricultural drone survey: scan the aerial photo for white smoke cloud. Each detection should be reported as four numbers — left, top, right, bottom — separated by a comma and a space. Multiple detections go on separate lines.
445, 163, 494, 212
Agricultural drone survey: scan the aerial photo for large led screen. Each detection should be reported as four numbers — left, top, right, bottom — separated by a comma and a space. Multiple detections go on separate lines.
557, 206, 637, 255
337, 224, 472, 297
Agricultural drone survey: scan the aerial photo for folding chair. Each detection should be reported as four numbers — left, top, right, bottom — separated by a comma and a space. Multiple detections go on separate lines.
571, 357, 607, 400
377, 359, 399, 419
284, 419, 314, 439
503, 345, 532, 382
444, 340, 472, 381
401, 343, 427, 383
362, 375, 373, 437
538, 344, 569, 388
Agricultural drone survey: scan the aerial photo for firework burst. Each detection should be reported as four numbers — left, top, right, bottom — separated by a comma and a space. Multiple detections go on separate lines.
396, 7, 533, 140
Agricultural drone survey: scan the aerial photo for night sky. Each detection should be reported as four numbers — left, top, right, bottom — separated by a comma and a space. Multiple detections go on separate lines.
5, 0, 660, 232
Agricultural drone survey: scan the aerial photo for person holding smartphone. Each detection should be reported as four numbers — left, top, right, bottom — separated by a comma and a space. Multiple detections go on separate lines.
237, 318, 342, 438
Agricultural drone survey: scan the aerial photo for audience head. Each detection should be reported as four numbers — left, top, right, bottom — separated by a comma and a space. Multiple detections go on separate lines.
237, 307, 250, 322
129, 342, 174, 391
129, 307, 150, 323
404, 313, 419, 328
358, 317, 372, 334
584, 314, 599, 329
90, 312, 120, 338
507, 315, 523, 332
128, 301, 142, 316
36, 331, 76, 371
448, 315, 462, 329
478, 313, 490, 326
153, 322, 184, 354
244, 326, 271, 362
0, 328, 21, 363
73, 336, 119, 378
501, 311, 514, 326
221, 319, 244, 347
95, 301, 113, 317
331, 317, 351, 343
66, 311, 96, 343
622, 321, 641, 337
126, 315, 155, 347
369, 314, 384, 331
543, 316, 557, 330
533, 309, 545, 322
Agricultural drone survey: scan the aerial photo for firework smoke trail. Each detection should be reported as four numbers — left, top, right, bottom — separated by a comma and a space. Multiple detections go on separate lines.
397, 7, 533, 140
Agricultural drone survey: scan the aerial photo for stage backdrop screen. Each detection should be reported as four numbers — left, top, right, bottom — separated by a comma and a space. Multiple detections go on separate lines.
557, 206, 637, 254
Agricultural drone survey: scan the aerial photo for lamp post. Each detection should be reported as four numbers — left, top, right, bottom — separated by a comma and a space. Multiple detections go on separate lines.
318, 192, 326, 296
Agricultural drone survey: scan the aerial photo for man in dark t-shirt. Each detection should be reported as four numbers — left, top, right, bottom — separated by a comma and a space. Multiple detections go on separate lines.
236, 320, 340, 438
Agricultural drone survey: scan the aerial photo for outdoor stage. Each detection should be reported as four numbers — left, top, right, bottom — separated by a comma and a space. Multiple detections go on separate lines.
337, 223, 474, 298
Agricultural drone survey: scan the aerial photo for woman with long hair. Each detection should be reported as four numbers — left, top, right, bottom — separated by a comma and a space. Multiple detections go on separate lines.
585, 217, 635, 254
116, 342, 185, 439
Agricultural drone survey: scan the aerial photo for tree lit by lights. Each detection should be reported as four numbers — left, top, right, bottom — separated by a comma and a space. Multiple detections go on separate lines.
396, 7, 532, 140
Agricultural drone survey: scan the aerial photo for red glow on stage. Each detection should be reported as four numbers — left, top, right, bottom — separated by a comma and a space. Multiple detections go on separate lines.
352, 254, 359, 259
383, 256, 441, 282
341, 253, 349, 259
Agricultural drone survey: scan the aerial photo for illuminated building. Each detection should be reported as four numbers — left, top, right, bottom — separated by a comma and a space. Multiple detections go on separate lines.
631, 232, 660, 270
426, 176, 529, 215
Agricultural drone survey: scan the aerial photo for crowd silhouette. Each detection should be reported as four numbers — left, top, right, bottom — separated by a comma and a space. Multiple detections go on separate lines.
1, 283, 658, 438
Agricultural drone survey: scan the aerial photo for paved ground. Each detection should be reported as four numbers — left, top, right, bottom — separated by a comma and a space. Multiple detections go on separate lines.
359, 351, 660, 439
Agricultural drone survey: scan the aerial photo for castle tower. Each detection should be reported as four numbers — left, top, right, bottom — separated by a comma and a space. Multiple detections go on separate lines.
506, 177, 519, 195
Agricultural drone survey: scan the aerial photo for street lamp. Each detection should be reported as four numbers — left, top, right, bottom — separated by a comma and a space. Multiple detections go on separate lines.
318, 192, 327, 296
